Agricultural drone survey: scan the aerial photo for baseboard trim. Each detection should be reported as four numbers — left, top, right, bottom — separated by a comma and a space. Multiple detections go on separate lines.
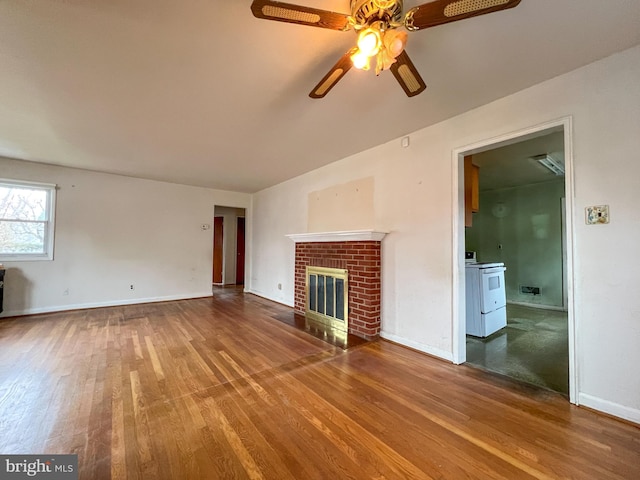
579, 393, 640, 425
380, 332, 454, 362
244, 289, 294, 308
0, 292, 214, 318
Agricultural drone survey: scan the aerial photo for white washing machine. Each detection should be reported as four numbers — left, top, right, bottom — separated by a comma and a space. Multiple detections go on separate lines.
465, 262, 507, 337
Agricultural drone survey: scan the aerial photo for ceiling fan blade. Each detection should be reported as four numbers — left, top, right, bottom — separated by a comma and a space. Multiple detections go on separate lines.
405, 0, 521, 31
309, 48, 357, 99
251, 0, 351, 30
390, 51, 427, 97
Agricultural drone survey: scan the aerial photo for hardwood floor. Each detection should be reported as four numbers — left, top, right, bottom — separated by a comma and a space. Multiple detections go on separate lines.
1, 289, 638, 479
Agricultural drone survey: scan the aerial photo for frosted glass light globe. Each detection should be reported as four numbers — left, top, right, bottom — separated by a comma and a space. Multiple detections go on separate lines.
357, 30, 381, 57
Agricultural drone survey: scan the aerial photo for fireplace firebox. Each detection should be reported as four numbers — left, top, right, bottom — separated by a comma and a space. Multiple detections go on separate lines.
306, 266, 349, 332
288, 231, 386, 341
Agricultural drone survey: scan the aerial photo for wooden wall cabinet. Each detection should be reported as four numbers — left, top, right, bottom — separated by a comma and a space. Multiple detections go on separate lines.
464, 156, 480, 227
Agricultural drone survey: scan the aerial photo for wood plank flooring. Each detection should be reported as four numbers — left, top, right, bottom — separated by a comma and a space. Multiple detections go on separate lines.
1, 289, 638, 479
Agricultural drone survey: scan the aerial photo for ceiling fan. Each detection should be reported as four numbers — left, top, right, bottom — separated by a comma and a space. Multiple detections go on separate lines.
250, 0, 522, 98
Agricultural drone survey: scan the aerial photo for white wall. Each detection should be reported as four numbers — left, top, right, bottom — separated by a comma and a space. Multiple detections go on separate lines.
249, 45, 640, 423
0, 157, 251, 315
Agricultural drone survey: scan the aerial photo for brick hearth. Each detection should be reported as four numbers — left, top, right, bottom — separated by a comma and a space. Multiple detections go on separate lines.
293, 240, 381, 340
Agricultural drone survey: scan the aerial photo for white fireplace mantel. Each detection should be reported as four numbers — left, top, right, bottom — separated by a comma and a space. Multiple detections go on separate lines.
286, 230, 387, 243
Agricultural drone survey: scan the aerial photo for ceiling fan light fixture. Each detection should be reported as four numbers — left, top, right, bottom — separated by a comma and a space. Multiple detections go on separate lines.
353, 23, 407, 73
250, 0, 522, 98
383, 29, 407, 58
351, 50, 371, 70
357, 28, 382, 57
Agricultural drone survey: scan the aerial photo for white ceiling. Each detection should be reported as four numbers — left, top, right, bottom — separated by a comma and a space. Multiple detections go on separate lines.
1, 1, 639, 193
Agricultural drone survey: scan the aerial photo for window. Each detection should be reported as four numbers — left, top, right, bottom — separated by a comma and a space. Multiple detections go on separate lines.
0, 179, 56, 261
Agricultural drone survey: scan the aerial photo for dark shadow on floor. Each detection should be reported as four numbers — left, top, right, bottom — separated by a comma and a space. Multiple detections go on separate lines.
271, 311, 369, 350
212, 286, 368, 350
466, 304, 569, 395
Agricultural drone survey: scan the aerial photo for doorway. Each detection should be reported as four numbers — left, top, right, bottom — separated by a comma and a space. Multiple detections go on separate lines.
453, 118, 577, 403
212, 206, 247, 287
213, 216, 224, 284
236, 217, 245, 286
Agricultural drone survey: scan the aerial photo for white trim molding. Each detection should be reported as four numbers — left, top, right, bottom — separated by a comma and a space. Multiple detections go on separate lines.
579, 393, 640, 425
286, 230, 387, 243
451, 116, 578, 403
381, 332, 454, 363
0, 292, 213, 318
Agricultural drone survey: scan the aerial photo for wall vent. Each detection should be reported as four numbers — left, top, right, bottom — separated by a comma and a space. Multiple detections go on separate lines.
520, 285, 541, 295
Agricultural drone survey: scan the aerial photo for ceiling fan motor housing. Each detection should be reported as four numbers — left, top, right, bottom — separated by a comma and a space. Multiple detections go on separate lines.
351, 0, 404, 25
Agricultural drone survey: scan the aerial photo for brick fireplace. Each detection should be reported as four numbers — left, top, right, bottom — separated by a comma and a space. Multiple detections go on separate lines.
287, 231, 386, 340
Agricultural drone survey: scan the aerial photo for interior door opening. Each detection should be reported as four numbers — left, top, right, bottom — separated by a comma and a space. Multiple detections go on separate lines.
236, 217, 245, 286
213, 216, 224, 284
454, 118, 576, 403
212, 206, 247, 287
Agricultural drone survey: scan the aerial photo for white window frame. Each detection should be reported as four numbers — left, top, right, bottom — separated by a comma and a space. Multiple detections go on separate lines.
0, 179, 57, 261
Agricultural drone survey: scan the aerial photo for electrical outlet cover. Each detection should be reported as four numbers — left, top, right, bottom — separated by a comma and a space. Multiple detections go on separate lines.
585, 205, 610, 225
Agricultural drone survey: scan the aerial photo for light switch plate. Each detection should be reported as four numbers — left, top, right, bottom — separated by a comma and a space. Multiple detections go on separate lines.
585, 205, 609, 225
